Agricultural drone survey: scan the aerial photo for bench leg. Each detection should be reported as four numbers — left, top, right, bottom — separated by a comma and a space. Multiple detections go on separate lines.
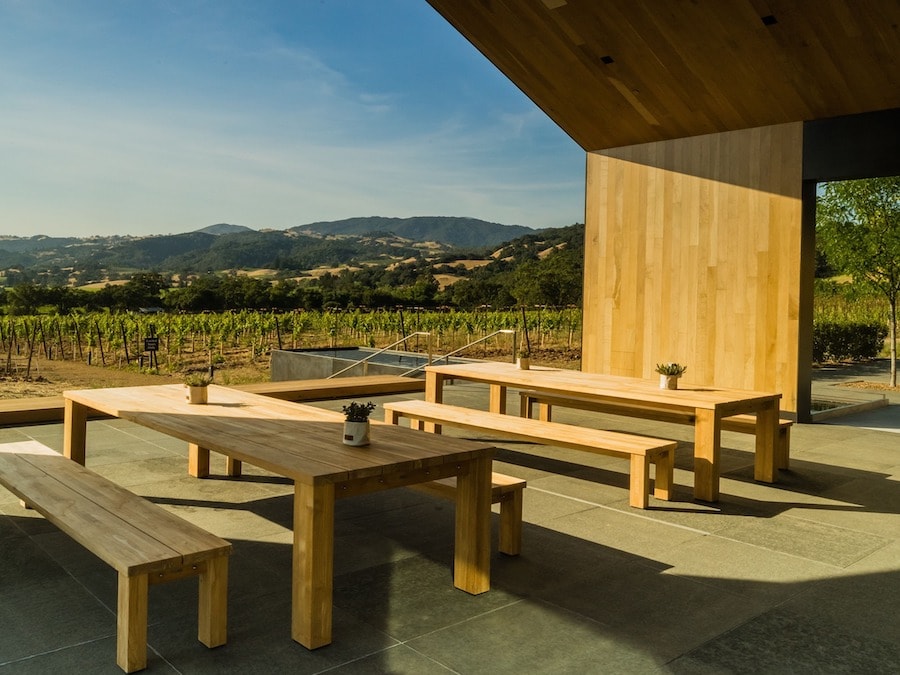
653, 450, 674, 502
519, 394, 552, 422
198, 555, 229, 648
225, 456, 242, 477
537, 402, 552, 422
628, 455, 650, 509
498, 490, 523, 556
117, 573, 149, 673
189, 443, 210, 478
63, 398, 89, 466
519, 394, 532, 418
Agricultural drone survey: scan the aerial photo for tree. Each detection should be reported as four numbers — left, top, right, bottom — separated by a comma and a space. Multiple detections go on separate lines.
817, 176, 900, 386
510, 247, 583, 307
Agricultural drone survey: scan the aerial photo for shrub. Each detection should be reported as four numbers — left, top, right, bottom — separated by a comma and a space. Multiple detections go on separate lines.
812, 321, 888, 363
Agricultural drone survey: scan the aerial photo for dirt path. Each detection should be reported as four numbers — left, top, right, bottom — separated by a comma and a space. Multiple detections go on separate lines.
0, 356, 270, 399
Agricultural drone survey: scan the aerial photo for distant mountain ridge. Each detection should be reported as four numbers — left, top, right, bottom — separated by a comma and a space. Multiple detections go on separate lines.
294, 216, 533, 248
196, 223, 254, 236
0, 216, 537, 283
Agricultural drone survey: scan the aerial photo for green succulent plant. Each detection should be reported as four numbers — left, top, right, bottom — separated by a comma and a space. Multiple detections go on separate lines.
655, 362, 687, 377
184, 372, 212, 387
342, 401, 376, 422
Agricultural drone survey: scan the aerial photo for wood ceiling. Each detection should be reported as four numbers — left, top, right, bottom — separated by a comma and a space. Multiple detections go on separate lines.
426, 0, 900, 150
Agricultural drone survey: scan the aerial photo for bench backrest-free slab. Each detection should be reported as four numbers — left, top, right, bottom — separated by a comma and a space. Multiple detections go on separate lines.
383, 399, 675, 509
0, 441, 231, 673
230, 374, 425, 401
0, 396, 111, 427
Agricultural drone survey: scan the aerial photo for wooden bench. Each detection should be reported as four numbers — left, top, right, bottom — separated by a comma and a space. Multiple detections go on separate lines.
409, 472, 526, 556
0, 396, 111, 427
229, 374, 425, 401
0, 441, 232, 673
383, 400, 677, 509
519, 390, 794, 469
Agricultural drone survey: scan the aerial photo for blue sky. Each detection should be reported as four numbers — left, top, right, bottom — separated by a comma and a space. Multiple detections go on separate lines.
1, 0, 585, 238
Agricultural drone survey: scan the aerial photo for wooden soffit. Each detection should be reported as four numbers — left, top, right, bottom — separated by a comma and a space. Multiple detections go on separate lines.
426, 0, 900, 151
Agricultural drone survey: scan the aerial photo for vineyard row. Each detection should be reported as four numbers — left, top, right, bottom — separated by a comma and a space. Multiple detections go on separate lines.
4, 308, 583, 376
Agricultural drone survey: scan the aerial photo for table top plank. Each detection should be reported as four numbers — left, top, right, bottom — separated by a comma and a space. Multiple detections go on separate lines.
426, 362, 781, 411
64, 385, 493, 485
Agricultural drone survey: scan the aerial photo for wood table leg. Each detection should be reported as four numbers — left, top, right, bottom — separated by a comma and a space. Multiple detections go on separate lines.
63, 399, 88, 466
693, 408, 721, 502
425, 371, 444, 404
453, 452, 492, 594
189, 443, 210, 478
292, 481, 335, 649
754, 402, 778, 483
424, 371, 444, 433
488, 384, 507, 414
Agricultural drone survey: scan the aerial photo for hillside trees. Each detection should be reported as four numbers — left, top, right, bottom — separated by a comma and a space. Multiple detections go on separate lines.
511, 246, 583, 307
817, 176, 900, 386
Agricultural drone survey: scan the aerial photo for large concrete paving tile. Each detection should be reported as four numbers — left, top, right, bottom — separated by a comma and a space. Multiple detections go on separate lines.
407, 597, 670, 674
655, 533, 839, 602
145, 588, 398, 674
670, 607, 900, 674
714, 513, 891, 568
775, 541, 900, 645
333, 555, 520, 643
327, 643, 458, 674
542, 504, 706, 559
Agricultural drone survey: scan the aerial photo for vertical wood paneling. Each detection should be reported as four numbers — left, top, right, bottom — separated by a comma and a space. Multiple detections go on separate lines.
582, 123, 804, 411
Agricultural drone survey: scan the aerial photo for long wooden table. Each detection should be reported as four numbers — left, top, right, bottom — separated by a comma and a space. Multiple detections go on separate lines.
62, 384, 494, 649
425, 362, 782, 502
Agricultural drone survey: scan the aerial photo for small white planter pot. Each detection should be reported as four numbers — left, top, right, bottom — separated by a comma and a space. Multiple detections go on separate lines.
186, 385, 208, 404
659, 375, 679, 390
343, 420, 370, 446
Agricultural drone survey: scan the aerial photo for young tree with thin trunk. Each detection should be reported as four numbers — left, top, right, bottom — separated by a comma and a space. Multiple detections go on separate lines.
817, 177, 900, 387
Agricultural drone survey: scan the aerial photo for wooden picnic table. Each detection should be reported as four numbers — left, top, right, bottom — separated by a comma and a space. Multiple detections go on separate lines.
62, 384, 494, 650
425, 362, 782, 502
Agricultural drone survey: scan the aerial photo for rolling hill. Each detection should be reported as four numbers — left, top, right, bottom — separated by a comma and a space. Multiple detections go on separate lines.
294, 216, 533, 248
0, 216, 536, 282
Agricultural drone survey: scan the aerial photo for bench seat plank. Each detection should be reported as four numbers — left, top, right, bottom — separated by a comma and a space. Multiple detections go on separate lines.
0, 441, 231, 672
0, 395, 111, 427
384, 400, 676, 509
230, 374, 425, 401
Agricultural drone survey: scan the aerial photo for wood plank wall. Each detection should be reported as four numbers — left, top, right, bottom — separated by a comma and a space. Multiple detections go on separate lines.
582, 122, 804, 412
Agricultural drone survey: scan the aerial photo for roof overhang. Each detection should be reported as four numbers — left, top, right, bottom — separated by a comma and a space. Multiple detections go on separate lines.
427, 0, 900, 150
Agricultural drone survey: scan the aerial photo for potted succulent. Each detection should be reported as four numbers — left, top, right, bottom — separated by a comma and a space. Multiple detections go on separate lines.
516, 348, 531, 370
341, 401, 376, 446
655, 363, 687, 390
184, 371, 212, 404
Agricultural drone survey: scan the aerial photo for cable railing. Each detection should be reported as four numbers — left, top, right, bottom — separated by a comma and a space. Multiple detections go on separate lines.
399, 329, 516, 377
326, 332, 434, 379
325, 329, 518, 379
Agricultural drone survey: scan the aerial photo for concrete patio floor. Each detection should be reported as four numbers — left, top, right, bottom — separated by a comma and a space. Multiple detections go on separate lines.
1, 369, 898, 673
